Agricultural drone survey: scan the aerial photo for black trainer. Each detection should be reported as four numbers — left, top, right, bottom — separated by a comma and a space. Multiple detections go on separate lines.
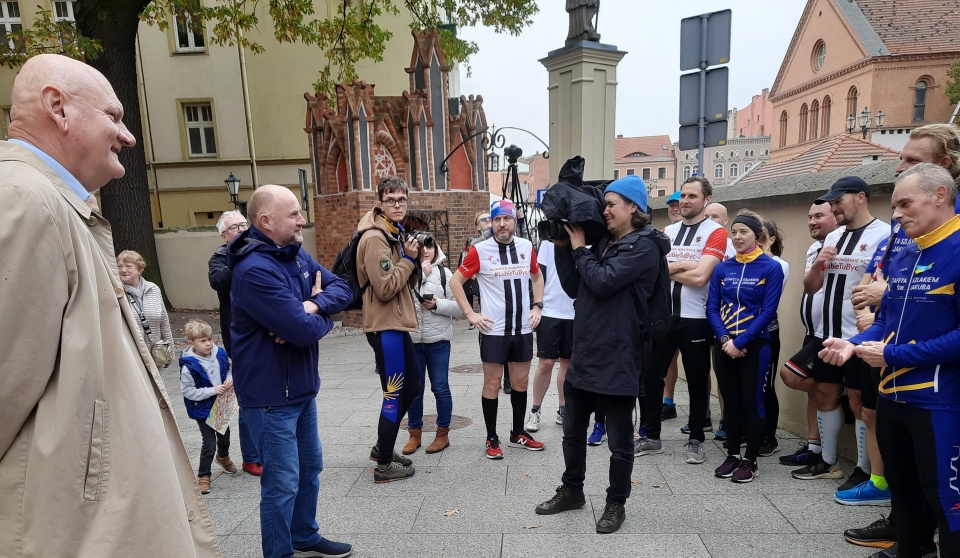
843, 515, 896, 548
536, 484, 586, 515
661, 402, 678, 420
373, 462, 415, 483
369, 445, 412, 466
758, 439, 779, 456
596, 503, 626, 534
779, 442, 822, 465
837, 466, 870, 491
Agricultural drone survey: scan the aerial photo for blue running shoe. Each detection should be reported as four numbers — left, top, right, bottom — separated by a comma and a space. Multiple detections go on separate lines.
713, 420, 726, 441
587, 422, 607, 446
835, 480, 892, 506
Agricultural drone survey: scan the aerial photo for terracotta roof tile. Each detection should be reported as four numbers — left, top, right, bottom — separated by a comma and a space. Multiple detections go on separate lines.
739, 135, 899, 183
857, 0, 960, 55
615, 135, 675, 163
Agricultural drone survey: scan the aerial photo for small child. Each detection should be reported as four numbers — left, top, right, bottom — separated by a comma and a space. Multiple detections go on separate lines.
180, 319, 237, 494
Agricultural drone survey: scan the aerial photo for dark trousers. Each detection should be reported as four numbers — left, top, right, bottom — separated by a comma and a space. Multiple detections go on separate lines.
195, 420, 231, 477
561, 380, 636, 505
714, 339, 771, 462
762, 328, 781, 442
367, 330, 421, 465
877, 396, 960, 557
641, 317, 713, 442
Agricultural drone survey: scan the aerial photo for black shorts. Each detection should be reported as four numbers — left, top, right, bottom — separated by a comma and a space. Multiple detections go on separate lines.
536, 316, 574, 360
846, 359, 880, 410
784, 335, 848, 384
480, 333, 533, 364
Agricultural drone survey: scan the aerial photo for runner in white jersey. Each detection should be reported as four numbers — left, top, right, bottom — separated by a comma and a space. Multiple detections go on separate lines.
787, 177, 888, 482
639, 177, 727, 466
779, 202, 838, 467
525, 240, 577, 433
451, 200, 546, 460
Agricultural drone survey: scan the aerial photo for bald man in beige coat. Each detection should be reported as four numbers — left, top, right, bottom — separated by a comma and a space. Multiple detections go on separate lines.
0, 54, 220, 557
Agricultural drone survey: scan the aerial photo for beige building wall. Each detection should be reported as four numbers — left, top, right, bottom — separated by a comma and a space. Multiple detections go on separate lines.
136, 1, 415, 228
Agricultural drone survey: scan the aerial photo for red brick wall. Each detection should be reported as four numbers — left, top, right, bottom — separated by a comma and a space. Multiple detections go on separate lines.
315, 189, 490, 327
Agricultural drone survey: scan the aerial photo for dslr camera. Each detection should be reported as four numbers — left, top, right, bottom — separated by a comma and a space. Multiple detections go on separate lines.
405, 230, 434, 249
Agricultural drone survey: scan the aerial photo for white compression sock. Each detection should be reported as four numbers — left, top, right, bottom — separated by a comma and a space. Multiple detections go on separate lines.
855, 419, 870, 472
817, 407, 842, 466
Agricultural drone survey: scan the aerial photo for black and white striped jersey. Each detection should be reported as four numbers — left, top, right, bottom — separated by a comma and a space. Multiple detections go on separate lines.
819, 219, 889, 339
458, 236, 538, 336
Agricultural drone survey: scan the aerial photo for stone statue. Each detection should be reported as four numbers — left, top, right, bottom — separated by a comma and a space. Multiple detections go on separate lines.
566, 0, 601, 46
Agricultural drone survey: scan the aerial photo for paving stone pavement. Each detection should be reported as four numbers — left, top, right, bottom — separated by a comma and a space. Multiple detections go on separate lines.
162, 322, 887, 558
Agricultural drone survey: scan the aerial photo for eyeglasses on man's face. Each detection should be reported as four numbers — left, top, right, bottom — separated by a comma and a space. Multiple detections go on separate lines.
382, 197, 408, 207
226, 222, 249, 233
478, 217, 491, 223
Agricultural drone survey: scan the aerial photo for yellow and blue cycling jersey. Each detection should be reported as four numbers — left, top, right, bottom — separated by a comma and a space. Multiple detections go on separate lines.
851, 215, 960, 410
706, 246, 785, 351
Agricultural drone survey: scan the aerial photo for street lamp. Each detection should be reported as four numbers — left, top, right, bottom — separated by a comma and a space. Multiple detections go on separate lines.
224, 172, 244, 214
487, 151, 500, 173
847, 107, 885, 139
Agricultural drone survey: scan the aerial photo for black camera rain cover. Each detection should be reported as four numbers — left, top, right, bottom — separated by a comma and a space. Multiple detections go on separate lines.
540, 156, 609, 245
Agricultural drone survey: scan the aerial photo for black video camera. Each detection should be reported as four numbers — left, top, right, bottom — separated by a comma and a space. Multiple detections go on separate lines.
504, 144, 523, 164
538, 219, 570, 241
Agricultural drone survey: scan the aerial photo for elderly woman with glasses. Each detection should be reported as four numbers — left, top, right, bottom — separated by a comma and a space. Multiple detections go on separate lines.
118, 250, 173, 362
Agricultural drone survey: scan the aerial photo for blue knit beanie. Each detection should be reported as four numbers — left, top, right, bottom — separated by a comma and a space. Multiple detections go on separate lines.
605, 175, 648, 213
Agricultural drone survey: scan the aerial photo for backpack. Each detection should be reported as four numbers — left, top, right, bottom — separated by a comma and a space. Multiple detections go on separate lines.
331, 229, 388, 312
629, 234, 671, 341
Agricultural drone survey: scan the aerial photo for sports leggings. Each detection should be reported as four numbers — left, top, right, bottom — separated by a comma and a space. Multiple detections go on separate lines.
713, 338, 771, 462
367, 330, 421, 465
762, 326, 781, 442
877, 396, 960, 557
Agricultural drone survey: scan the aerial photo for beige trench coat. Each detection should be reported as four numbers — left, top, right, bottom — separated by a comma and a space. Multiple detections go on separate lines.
0, 142, 220, 557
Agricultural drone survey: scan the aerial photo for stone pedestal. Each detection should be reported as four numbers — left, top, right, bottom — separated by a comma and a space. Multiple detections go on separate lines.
540, 41, 626, 182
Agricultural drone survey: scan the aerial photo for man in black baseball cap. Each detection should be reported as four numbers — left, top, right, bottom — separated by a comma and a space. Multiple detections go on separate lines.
815, 176, 871, 204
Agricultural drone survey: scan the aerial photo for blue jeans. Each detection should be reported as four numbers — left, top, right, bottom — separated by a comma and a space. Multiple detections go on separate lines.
245, 399, 323, 558
409, 341, 453, 428
238, 407, 260, 464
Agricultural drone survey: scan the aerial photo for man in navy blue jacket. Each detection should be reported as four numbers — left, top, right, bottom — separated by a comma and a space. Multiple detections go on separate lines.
228, 185, 353, 558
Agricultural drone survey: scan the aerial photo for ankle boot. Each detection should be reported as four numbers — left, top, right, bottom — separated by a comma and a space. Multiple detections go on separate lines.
402, 428, 422, 455
425, 426, 450, 454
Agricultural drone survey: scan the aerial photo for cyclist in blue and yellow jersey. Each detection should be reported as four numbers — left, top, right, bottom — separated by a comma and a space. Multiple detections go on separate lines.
820, 163, 960, 558
706, 209, 784, 484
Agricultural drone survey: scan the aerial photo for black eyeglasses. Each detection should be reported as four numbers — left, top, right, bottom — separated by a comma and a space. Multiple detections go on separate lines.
226, 222, 249, 233
382, 198, 408, 207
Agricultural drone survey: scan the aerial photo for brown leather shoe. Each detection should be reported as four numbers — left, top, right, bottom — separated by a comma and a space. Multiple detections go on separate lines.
215, 454, 238, 474
402, 429, 422, 455
198, 476, 211, 494
425, 426, 450, 454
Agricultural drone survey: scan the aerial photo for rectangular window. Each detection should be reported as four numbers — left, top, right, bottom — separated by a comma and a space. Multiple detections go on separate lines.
613, 169, 620, 179
0, 1, 22, 50
642, 168, 651, 180
657, 189, 666, 197
183, 102, 217, 157
53, 1, 74, 20
658, 167, 666, 179
626, 168, 635, 176
175, 13, 206, 53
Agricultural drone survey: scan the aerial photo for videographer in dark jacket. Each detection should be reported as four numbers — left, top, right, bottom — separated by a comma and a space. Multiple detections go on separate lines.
535, 175, 670, 535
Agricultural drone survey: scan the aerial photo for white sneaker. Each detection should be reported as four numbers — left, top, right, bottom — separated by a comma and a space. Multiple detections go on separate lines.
555, 410, 564, 425
525, 410, 542, 432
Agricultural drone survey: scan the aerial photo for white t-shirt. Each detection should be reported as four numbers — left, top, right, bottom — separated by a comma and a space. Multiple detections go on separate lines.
820, 218, 889, 339
458, 236, 539, 336
725, 237, 736, 259
800, 241, 826, 338
663, 217, 728, 318
537, 240, 575, 320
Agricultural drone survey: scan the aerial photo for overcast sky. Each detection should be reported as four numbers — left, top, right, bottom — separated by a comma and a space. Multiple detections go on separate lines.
459, 1, 807, 158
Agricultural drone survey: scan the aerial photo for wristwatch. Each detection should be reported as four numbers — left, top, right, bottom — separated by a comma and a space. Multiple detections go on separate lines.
719, 335, 731, 345
531, 301, 544, 310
